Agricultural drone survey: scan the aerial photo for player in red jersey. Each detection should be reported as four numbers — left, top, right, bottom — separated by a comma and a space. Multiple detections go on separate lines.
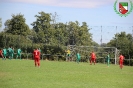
119, 53, 124, 69
0, 48, 3, 59
90, 51, 96, 65
33, 48, 40, 67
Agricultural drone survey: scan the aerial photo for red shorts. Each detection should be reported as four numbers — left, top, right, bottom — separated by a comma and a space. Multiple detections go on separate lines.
34, 56, 39, 60
34, 55, 39, 60
91, 58, 96, 62
119, 60, 123, 65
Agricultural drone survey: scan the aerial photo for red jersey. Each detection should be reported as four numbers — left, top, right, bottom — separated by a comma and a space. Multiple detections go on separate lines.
119, 55, 124, 61
91, 52, 96, 59
0, 50, 3, 55
33, 50, 40, 58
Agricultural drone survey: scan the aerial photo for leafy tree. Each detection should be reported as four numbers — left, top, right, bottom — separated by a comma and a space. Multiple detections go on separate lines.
31, 11, 51, 44
0, 14, 32, 51
54, 22, 69, 46
67, 21, 80, 45
79, 22, 92, 46
4, 13, 30, 36
66, 21, 92, 46
107, 32, 133, 59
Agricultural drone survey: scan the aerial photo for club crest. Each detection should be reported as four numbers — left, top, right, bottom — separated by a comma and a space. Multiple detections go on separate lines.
114, 0, 133, 17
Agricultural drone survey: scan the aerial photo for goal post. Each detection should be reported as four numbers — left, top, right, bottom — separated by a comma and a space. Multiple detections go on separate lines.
67, 45, 119, 65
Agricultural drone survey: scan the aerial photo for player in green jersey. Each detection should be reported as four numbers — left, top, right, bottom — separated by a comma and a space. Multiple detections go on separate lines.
16, 48, 22, 59
106, 53, 110, 67
2, 47, 7, 60
76, 52, 81, 64
7, 46, 13, 60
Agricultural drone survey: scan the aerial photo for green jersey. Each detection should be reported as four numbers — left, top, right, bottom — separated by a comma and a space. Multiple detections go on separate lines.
17, 49, 21, 54
8, 48, 13, 55
107, 55, 110, 61
3, 49, 7, 54
76, 53, 80, 60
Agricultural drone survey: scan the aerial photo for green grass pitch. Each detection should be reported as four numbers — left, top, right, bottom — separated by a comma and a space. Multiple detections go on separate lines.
0, 59, 133, 88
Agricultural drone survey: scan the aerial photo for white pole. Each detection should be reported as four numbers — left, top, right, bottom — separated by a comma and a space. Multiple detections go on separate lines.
115, 48, 117, 65
101, 26, 102, 46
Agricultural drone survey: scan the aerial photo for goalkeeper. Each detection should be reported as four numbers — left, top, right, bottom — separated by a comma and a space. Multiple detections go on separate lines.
65, 49, 71, 61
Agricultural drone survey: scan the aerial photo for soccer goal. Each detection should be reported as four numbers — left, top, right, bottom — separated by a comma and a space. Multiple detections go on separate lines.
66, 45, 120, 65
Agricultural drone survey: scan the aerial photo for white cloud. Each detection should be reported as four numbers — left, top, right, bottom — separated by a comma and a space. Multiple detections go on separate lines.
0, 0, 129, 8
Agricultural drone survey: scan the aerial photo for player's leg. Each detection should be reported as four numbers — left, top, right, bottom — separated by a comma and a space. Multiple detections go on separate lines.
9, 54, 12, 60
18, 54, 21, 60
120, 61, 122, 69
2, 54, 5, 60
37, 58, 40, 67
121, 61, 123, 69
68, 54, 70, 61
1, 53, 4, 59
3, 54, 6, 60
9, 53, 13, 60
34, 57, 37, 67
107, 60, 109, 67
94, 58, 96, 65
5, 54, 7, 59
91, 58, 94, 65
120, 63, 122, 69
76, 57, 79, 64
16, 54, 18, 59
10, 54, 12, 59
78, 57, 80, 63
11, 53, 14, 59
67, 54, 68, 61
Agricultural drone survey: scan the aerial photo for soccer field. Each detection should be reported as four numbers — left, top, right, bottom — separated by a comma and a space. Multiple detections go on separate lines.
0, 59, 133, 88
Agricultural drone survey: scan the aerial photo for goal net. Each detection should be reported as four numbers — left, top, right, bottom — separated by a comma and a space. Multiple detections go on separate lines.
66, 45, 120, 65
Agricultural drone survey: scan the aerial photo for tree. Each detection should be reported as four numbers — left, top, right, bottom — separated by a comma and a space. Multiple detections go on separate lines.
79, 22, 92, 46
51, 12, 59, 26
1, 14, 32, 50
107, 32, 133, 59
31, 11, 51, 44
54, 22, 69, 46
4, 13, 30, 36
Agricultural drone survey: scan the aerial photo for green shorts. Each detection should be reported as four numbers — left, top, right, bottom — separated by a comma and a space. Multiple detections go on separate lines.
77, 57, 80, 60
17, 53, 21, 56
67, 54, 70, 57
3, 54, 7, 56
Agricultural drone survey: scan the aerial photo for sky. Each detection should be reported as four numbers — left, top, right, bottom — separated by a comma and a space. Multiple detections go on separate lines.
0, 0, 133, 44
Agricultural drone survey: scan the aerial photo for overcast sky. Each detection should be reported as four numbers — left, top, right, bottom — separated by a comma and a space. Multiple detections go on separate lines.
0, 0, 133, 44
